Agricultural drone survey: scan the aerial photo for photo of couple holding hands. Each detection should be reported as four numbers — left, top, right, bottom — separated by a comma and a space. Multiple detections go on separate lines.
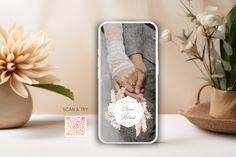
99, 22, 157, 142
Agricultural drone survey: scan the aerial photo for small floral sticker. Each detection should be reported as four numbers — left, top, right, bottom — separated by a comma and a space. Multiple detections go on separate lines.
65, 116, 87, 137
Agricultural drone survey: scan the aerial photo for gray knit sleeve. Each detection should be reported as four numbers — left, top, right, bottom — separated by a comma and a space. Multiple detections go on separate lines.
123, 24, 143, 56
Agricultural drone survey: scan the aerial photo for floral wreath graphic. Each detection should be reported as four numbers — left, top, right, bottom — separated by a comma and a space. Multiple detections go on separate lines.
105, 88, 152, 137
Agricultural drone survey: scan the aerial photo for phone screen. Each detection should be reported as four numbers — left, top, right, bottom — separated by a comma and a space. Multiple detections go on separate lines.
98, 21, 158, 144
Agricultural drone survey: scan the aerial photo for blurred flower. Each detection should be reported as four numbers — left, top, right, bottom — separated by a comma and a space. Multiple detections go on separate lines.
0, 23, 59, 98
179, 40, 197, 56
160, 29, 172, 42
204, 15, 223, 27
218, 24, 226, 33
197, 21, 225, 39
196, 6, 224, 27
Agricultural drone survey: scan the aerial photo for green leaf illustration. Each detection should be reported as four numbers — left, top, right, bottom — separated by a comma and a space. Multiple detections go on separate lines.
31, 84, 74, 100
222, 40, 233, 56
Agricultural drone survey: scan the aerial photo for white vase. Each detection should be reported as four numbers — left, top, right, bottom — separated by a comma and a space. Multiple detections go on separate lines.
0, 83, 32, 129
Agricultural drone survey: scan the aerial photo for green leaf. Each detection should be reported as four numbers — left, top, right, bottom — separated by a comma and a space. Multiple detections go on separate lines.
211, 74, 225, 78
220, 5, 236, 89
31, 84, 74, 100
220, 78, 227, 90
214, 60, 225, 75
227, 64, 236, 88
222, 40, 233, 56
222, 60, 232, 71
209, 48, 232, 71
227, 79, 236, 90
226, 5, 236, 41
210, 48, 221, 60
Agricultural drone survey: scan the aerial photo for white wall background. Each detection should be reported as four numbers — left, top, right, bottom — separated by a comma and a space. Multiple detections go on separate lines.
0, 0, 234, 114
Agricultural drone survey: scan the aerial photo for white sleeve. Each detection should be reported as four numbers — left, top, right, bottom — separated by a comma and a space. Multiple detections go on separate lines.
103, 23, 134, 78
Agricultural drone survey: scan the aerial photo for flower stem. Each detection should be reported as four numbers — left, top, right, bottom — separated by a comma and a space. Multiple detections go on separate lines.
171, 40, 179, 47
207, 38, 212, 75
189, 58, 207, 77
206, 37, 218, 88
203, 58, 210, 74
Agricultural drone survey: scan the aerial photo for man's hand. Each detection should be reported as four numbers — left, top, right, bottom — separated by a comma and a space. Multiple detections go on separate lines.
112, 67, 137, 94
129, 54, 147, 94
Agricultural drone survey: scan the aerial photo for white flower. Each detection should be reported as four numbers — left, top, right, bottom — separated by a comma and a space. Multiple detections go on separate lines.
160, 29, 172, 42
196, 6, 224, 27
204, 14, 223, 27
218, 24, 226, 34
212, 24, 226, 39
0, 23, 59, 98
197, 14, 223, 27
179, 40, 197, 56
196, 13, 205, 25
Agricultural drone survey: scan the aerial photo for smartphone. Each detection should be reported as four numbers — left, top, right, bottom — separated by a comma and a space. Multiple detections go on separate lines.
98, 21, 158, 144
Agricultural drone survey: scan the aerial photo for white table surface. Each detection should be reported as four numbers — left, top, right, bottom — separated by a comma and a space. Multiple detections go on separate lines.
0, 114, 235, 157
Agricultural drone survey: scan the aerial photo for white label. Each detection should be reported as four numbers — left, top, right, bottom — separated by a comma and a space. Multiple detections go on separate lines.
113, 96, 144, 128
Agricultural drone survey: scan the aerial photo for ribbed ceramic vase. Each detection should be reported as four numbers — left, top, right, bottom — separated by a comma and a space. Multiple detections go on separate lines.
0, 83, 33, 129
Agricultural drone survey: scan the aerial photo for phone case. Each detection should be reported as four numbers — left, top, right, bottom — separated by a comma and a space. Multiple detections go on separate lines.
98, 21, 158, 144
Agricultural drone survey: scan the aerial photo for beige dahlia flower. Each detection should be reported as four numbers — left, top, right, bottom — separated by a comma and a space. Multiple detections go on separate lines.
0, 23, 59, 98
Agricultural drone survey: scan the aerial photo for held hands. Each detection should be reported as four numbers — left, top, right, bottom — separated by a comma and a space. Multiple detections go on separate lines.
113, 54, 146, 98
113, 67, 137, 95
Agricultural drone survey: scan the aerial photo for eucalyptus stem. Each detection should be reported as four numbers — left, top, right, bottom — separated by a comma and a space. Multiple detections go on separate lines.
206, 37, 218, 88
207, 38, 212, 75
210, 40, 220, 87
201, 39, 211, 75
191, 59, 207, 77
203, 58, 210, 74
